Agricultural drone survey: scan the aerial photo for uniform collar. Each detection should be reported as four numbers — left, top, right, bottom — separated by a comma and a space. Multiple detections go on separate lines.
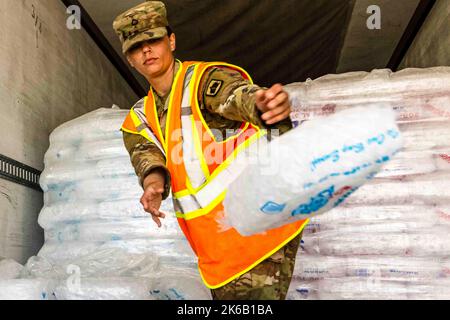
152, 60, 180, 114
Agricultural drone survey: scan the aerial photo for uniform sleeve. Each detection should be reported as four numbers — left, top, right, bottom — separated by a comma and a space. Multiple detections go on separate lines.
122, 131, 171, 200
199, 66, 293, 136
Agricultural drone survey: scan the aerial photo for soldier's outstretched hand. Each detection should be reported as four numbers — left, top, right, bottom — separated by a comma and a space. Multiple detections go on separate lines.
255, 84, 292, 125
141, 171, 166, 228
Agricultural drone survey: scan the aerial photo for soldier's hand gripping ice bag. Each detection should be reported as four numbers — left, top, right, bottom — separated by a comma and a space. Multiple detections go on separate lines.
222, 105, 403, 236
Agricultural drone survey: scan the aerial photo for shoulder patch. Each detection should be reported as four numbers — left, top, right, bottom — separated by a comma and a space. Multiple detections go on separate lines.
206, 79, 224, 97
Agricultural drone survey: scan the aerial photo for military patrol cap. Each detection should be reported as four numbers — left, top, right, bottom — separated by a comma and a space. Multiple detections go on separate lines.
113, 1, 169, 54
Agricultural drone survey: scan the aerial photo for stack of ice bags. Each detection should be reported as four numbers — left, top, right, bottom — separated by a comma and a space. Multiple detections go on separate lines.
0, 106, 211, 300
284, 67, 450, 300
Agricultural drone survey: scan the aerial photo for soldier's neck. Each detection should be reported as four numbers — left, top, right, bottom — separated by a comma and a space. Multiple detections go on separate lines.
148, 60, 176, 98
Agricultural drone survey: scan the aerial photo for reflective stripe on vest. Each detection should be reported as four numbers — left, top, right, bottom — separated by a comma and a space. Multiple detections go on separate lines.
121, 99, 166, 155
180, 65, 207, 190
133, 102, 166, 155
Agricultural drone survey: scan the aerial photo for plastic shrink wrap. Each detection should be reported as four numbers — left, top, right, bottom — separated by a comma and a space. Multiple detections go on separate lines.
284, 67, 450, 299
0, 107, 210, 300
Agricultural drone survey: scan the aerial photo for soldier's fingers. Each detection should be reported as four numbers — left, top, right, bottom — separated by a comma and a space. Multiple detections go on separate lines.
140, 193, 154, 211
144, 186, 159, 196
141, 193, 153, 209
148, 207, 164, 227
158, 210, 167, 218
142, 187, 163, 203
155, 188, 164, 194
149, 206, 165, 219
255, 89, 267, 104
266, 109, 291, 125
151, 215, 162, 228
255, 90, 270, 111
261, 105, 289, 122
140, 195, 149, 210
264, 84, 284, 101
141, 196, 161, 214
142, 203, 153, 214
266, 91, 288, 110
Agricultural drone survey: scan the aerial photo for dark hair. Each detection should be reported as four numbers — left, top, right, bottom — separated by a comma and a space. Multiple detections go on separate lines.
166, 26, 173, 36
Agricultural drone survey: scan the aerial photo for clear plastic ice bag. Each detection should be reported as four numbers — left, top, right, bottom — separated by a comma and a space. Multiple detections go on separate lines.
224, 105, 403, 236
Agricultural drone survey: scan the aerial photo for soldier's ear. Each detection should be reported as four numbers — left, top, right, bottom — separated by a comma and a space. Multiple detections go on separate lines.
169, 33, 176, 52
126, 54, 135, 68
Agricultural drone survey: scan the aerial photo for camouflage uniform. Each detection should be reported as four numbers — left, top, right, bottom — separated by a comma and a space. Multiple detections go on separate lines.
115, 1, 301, 300
211, 232, 302, 300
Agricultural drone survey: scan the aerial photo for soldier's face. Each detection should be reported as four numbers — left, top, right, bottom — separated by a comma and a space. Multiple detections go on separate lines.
126, 33, 176, 80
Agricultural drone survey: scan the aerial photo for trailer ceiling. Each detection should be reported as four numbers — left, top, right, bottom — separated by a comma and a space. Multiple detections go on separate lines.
77, 0, 421, 97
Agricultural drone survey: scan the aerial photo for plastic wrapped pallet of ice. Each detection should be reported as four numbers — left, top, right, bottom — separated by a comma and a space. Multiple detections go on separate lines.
293, 254, 445, 281
316, 278, 410, 300
43, 176, 143, 203
288, 277, 450, 300
23, 249, 210, 300
307, 221, 437, 235
44, 139, 130, 166
53, 277, 157, 300
40, 157, 136, 187
49, 107, 127, 144
224, 105, 402, 236
288, 68, 450, 103
342, 172, 450, 206
398, 121, 450, 152
38, 197, 177, 228
284, 67, 450, 124
286, 278, 411, 300
300, 227, 450, 257
286, 280, 319, 300
2, 107, 209, 300
45, 217, 184, 242
25, 248, 159, 279
304, 205, 450, 234
36, 238, 197, 266
288, 98, 450, 125
52, 271, 211, 300
374, 148, 450, 178
406, 279, 450, 300
0, 279, 56, 300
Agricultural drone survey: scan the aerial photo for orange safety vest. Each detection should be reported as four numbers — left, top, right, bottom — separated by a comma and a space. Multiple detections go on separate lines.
122, 60, 309, 289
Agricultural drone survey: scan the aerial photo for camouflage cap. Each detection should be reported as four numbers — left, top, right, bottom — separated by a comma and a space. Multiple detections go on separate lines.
113, 1, 169, 54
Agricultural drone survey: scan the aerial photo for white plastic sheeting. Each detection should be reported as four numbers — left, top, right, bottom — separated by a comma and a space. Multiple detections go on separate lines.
0, 107, 210, 300
285, 67, 450, 299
